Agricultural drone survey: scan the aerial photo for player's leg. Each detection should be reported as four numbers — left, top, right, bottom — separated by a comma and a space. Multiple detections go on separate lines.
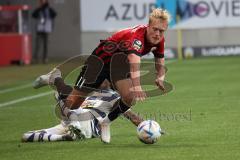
32, 68, 84, 139
104, 79, 135, 122
51, 67, 105, 140
34, 69, 86, 136
99, 79, 134, 143
32, 66, 72, 96
32, 67, 80, 124
108, 52, 135, 121
32, 66, 84, 120
55, 87, 88, 139
73, 108, 100, 138
54, 77, 73, 100
61, 75, 97, 136
99, 53, 134, 143
32, 67, 61, 89
21, 124, 74, 142
75, 107, 111, 139
62, 56, 106, 139
65, 54, 105, 109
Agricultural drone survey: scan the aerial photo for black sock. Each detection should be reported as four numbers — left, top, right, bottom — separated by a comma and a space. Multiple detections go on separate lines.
108, 99, 130, 121
54, 77, 73, 99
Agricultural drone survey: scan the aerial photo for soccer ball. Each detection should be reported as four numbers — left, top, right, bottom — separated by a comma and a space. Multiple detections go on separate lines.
137, 120, 161, 144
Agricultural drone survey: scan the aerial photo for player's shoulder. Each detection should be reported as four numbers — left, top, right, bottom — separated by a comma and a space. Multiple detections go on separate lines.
130, 25, 147, 36
117, 25, 146, 36
109, 25, 146, 42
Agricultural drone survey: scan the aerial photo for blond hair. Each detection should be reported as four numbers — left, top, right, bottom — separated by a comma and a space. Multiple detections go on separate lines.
149, 8, 171, 24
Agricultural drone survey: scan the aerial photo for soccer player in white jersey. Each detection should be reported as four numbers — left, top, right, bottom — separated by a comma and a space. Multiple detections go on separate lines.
22, 91, 119, 142
22, 69, 143, 142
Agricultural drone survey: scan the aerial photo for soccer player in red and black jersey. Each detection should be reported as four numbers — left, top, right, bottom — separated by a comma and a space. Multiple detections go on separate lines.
62, 8, 171, 143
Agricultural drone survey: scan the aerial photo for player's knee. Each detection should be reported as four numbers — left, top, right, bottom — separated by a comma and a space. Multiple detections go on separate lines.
121, 92, 136, 106
65, 94, 84, 109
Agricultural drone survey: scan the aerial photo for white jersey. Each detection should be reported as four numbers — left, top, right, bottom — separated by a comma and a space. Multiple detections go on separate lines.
62, 89, 120, 138
22, 90, 120, 142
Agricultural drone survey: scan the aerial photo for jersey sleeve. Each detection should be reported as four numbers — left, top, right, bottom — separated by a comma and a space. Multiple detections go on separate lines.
109, 25, 145, 57
125, 38, 144, 56
152, 38, 165, 58
124, 27, 145, 57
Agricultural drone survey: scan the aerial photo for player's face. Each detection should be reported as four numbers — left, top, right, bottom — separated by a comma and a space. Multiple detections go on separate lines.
146, 18, 168, 45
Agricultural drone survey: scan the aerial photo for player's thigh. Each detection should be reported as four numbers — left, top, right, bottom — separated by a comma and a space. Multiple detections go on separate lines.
75, 55, 104, 87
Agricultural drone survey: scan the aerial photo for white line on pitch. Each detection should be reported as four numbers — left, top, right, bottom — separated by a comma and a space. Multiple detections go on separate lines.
0, 91, 53, 108
0, 83, 32, 94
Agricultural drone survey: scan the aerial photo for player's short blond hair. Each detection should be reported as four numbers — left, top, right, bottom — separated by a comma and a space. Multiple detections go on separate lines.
149, 8, 171, 24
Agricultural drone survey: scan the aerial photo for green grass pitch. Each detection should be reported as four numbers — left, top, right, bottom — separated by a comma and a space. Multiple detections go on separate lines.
0, 56, 240, 160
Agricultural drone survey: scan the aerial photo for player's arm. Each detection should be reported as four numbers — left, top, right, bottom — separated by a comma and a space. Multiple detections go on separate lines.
128, 53, 146, 101
155, 57, 165, 91
123, 109, 144, 126
153, 37, 166, 91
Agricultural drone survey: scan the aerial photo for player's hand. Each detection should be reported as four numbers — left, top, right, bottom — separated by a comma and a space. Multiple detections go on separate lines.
131, 86, 147, 102
155, 78, 165, 92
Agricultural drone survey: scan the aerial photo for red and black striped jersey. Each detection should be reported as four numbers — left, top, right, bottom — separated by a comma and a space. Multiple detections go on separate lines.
92, 25, 165, 64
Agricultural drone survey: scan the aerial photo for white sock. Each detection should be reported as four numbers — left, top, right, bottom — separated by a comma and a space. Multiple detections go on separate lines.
23, 132, 64, 142
102, 116, 111, 124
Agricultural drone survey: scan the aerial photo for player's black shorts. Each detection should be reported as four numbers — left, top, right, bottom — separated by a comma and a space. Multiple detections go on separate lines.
74, 52, 130, 92
75, 63, 111, 92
